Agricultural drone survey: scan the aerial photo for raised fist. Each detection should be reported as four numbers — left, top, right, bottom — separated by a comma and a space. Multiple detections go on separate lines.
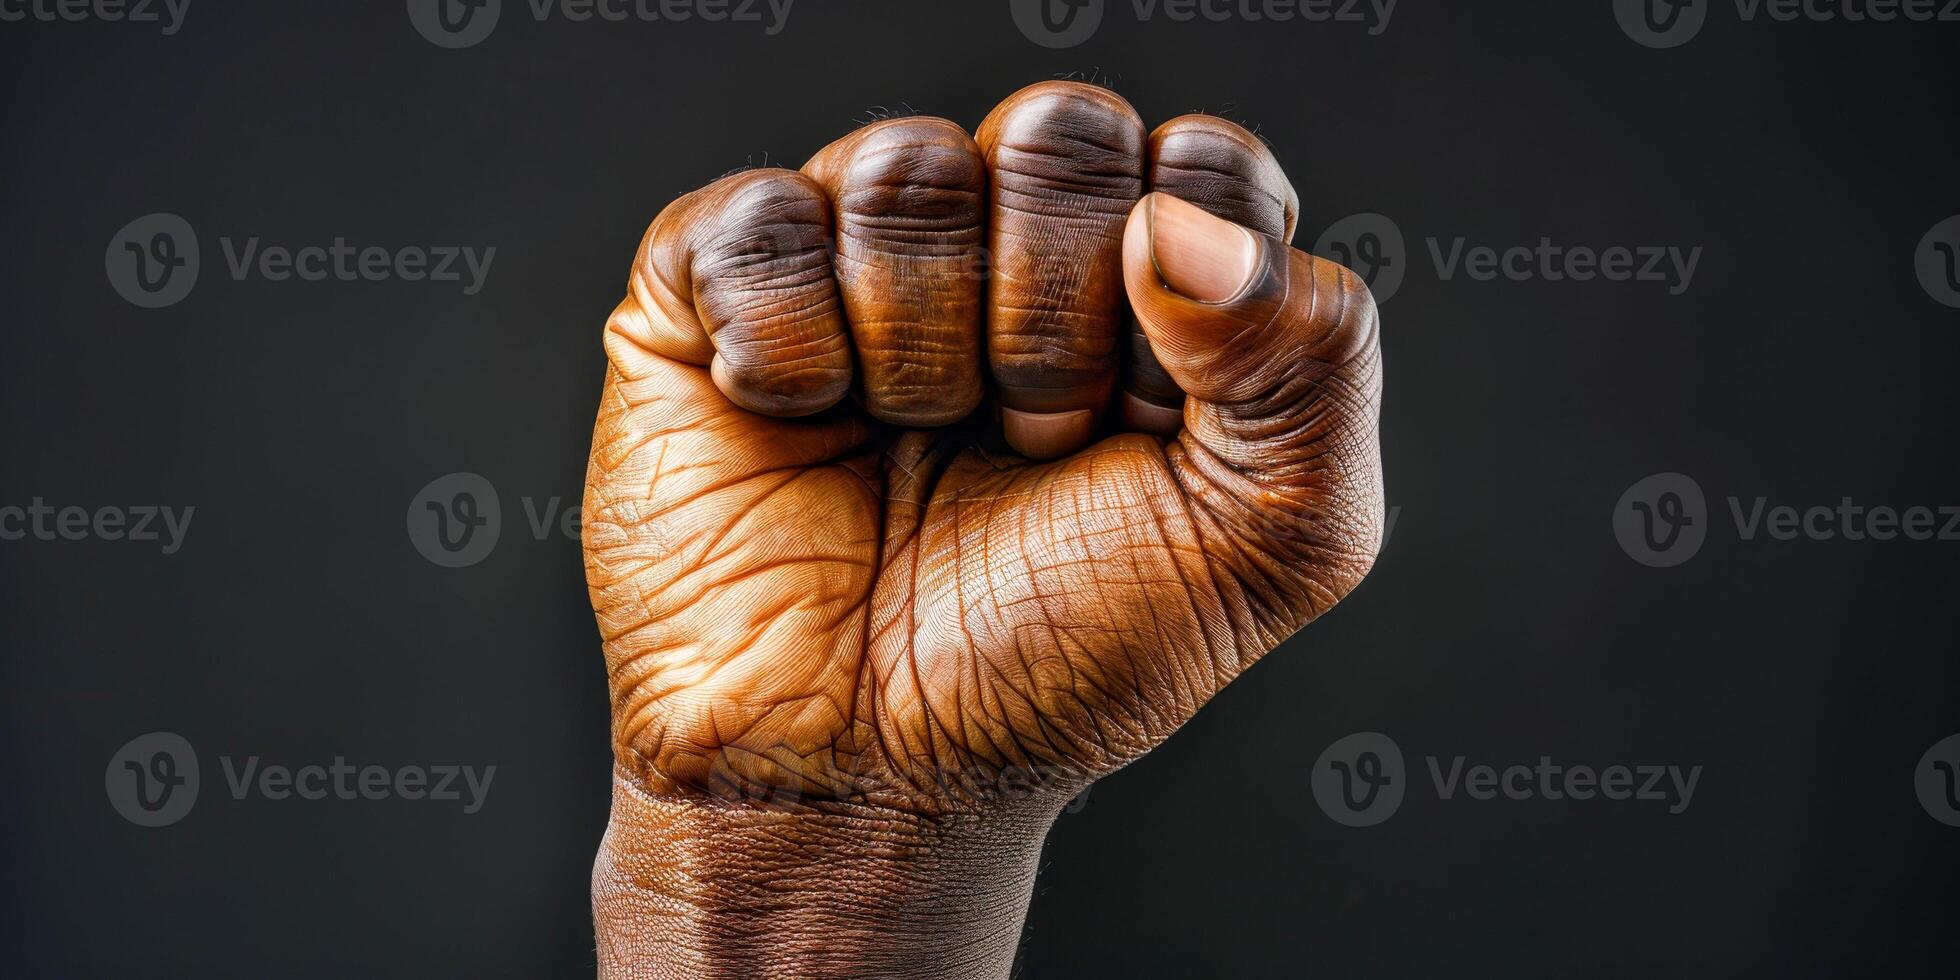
584, 81, 1384, 978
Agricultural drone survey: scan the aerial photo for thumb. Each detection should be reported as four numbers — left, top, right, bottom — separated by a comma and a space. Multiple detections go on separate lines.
1122, 191, 1385, 574
1122, 192, 1377, 410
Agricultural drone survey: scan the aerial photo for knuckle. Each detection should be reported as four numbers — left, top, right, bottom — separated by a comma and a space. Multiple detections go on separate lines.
986, 81, 1145, 149
1301, 251, 1381, 360
835, 118, 985, 196
702, 183, 834, 274
718, 358, 852, 415
833, 138, 986, 263
983, 85, 1145, 214
989, 152, 1142, 219
1147, 119, 1295, 239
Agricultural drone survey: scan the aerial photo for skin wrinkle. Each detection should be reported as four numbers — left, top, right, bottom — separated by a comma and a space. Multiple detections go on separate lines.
1126, 540, 1205, 713
583, 82, 1383, 979
1143, 483, 1232, 695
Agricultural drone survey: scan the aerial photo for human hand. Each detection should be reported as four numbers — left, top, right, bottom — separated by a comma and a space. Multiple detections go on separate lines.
584, 80, 1384, 979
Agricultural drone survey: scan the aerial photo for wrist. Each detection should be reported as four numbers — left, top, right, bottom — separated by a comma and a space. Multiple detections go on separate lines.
593, 765, 1058, 980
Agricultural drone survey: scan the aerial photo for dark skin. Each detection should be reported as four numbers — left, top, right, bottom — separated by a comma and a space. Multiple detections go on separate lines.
584, 81, 1384, 978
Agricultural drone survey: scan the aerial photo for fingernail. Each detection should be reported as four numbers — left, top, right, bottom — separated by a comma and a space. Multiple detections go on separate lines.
1001, 407, 1094, 460
1148, 193, 1259, 304
1121, 392, 1184, 435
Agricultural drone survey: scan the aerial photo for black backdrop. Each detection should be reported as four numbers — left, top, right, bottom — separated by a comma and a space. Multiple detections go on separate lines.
3, 1, 1957, 976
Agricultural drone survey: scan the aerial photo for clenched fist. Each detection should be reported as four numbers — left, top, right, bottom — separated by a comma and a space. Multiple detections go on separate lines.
584, 81, 1384, 979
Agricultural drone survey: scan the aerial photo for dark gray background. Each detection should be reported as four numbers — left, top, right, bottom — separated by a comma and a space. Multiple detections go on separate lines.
3, 1, 1957, 976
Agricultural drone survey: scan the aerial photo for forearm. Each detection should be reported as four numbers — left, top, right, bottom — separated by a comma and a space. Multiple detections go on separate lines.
593, 766, 1058, 980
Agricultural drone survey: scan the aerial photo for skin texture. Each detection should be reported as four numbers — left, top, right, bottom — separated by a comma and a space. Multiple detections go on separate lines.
585, 81, 1384, 979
